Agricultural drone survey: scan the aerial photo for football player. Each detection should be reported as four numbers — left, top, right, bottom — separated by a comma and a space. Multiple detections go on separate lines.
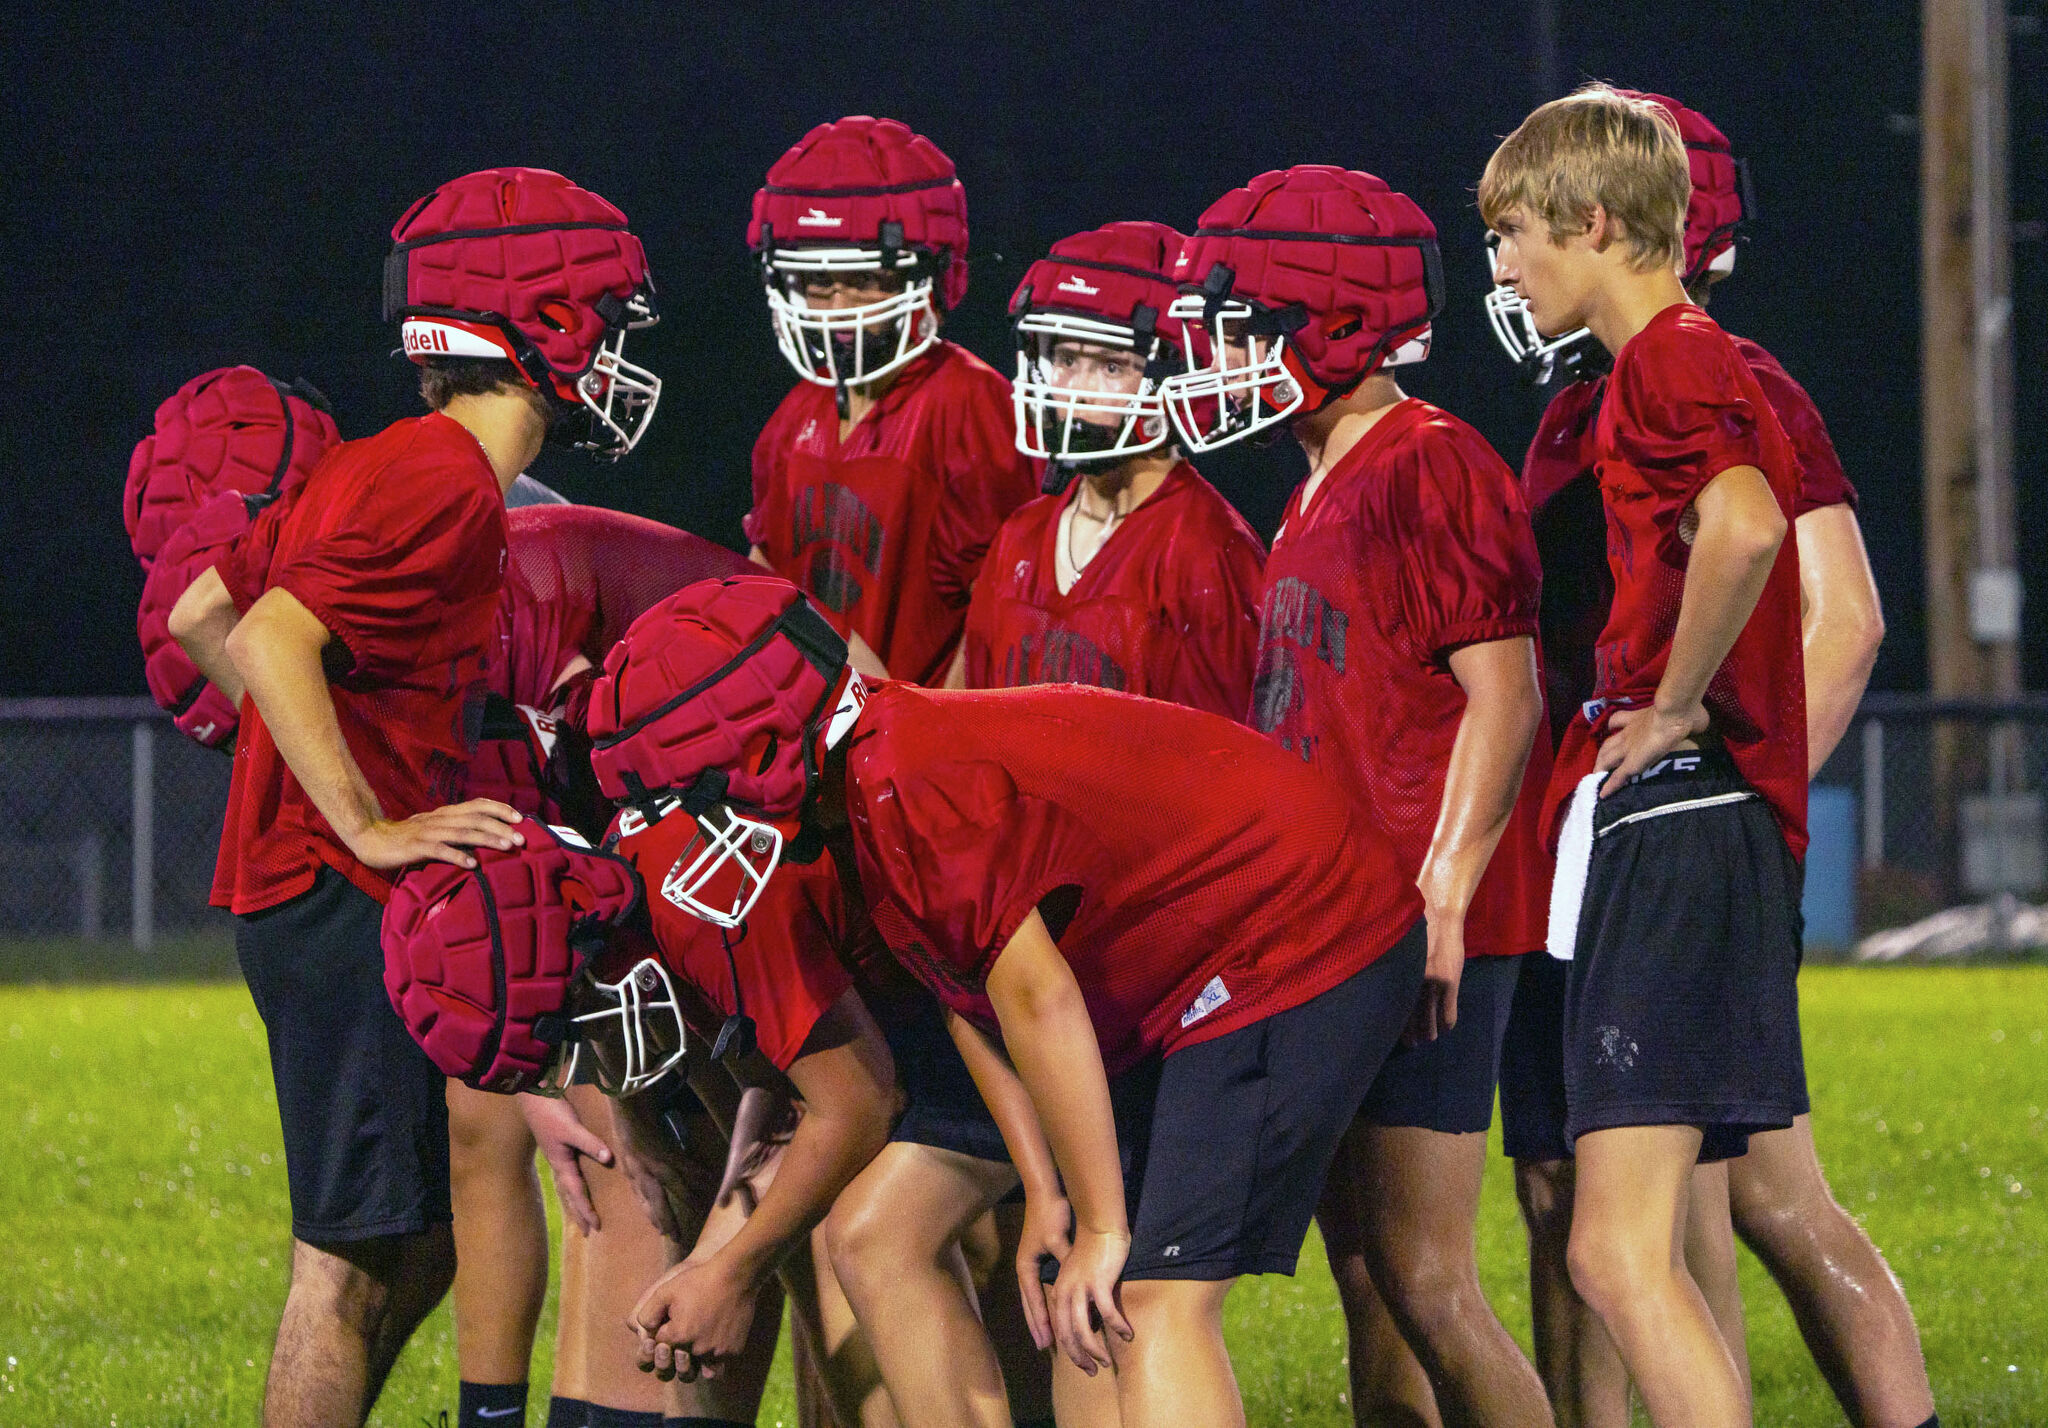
1159, 167, 1554, 1426
1482, 87, 1813, 1426
585, 573, 1437, 1428
167, 167, 658, 1428
745, 115, 1038, 686
1489, 91, 1933, 1428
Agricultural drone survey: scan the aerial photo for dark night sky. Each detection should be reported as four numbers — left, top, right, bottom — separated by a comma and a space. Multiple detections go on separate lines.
4, 2, 2042, 697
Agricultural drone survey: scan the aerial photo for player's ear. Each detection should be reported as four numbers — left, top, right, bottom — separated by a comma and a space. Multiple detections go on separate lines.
1582, 204, 1613, 254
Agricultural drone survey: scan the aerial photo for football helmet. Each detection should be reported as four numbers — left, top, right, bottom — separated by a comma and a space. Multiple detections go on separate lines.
124, 366, 338, 572
381, 817, 649, 1095
1160, 167, 1442, 453
587, 575, 867, 926
1484, 90, 1754, 385
1009, 221, 1188, 490
136, 492, 256, 749
748, 117, 968, 408
383, 167, 660, 460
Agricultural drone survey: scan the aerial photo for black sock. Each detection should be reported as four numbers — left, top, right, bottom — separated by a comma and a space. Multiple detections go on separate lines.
1912, 1417, 1939, 1428
544, 1397, 591, 1428
584, 1407, 665, 1428
661, 1419, 751, 1428
458, 1380, 529, 1428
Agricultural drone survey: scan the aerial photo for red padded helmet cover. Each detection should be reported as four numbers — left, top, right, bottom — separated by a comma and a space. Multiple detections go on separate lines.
1616, 91, 1747, 283
382, 817, 643, 1093
1010, 220, 1189, 354
748, 117, 970, 310
587, 575, 846, 818
124, 366, 339, 571
386, 167, 651, 381
136, 491, 257, 748
1170, 166, 1441, 392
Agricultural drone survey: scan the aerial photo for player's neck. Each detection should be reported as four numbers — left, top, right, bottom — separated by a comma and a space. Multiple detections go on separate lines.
1074, 451, 1175, 523
838, 366, 901, 437
438, 390, 548, 495
1292, 375, 1406, 499
1584, 263, 1692, 357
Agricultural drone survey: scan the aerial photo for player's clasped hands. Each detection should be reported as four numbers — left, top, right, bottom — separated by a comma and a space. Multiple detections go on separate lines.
629, 1255, 757, 1383
347, 798, 527, 871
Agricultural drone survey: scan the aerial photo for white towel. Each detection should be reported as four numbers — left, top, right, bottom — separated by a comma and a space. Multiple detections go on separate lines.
1546, 772, 1605, 962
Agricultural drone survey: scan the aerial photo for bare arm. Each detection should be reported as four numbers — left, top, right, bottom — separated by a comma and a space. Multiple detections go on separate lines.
167, 567, 246, 706
1413, 635, 1542, 1040
984, 909, 1131, 1372
225, 586, 523, 869
1598, 466, 1787, 794
940, 640, 969, 690
632, 988, 895, 1378
1795, 504, 1883, 774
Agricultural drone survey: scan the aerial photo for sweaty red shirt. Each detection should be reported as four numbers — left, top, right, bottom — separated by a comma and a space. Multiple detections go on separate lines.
213, 413, 508, 913
1253, 399, 1550, 957
1542, 305, 1808, 858
613, 804, 857, 1074
494, 506, 754, 707
841, 683, 1422, 1075
960, 462, 1265, 719
747, 342, 1039, 685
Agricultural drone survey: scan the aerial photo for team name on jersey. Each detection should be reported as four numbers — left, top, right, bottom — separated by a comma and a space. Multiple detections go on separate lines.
1249, 577, 1347, 741
792, 482, 885, 614
1004, 628, 1128, 692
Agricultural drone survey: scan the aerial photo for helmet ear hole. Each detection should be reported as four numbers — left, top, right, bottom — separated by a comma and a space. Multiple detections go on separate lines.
537, 300, 579, 334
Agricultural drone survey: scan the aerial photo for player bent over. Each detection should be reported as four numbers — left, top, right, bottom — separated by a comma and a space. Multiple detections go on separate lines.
821, 220, 1267, 1428
1488, 89, 1933, 1428
587, 573, 1436, 1428
746, 115, 1037, 685
169, 168, 658, 1428
1482, 89, 1809, 1428
1160, 167, 1553, 1426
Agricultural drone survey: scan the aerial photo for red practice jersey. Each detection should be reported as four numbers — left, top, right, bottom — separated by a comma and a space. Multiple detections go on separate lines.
1252, 399, 1550, 957
614, 805, 859, 1074
494, 506, 754, 707
212, 414, 508, 913
1545, 305, 1808, 857
1522, 330, 1852, 753
841, 682, 1423, 1075
746, 342, 1038, 685
960, 462, 1265, 718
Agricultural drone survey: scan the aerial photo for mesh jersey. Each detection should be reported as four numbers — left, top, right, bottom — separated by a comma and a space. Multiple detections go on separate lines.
1543, 305, 1808, 859
493, 506, 754, 707
1252, 400, 1550, 957
614, 806, 857, 1073
747, 341, 1039, 685
842, 682, 1422, 1075
960, 462, 1266, 719
212, 414, 508, 913
1523, 333, 1854, 752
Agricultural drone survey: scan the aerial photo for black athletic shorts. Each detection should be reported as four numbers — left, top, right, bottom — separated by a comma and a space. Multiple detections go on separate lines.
1562, 750, 1809, 1159
1121, 922, 1426, 1281
237, 867, 453, 1242
1498, 949, 1572, 1162
870, 986, 1015, 1165
1358, 951, 1525, 1134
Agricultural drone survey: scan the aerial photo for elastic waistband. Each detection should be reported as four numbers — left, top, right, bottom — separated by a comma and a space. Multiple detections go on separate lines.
1593, 749, 1755, 832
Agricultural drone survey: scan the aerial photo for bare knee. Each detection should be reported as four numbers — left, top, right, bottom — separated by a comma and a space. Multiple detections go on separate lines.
289, 1234, 447, 1338
1564, 1219, 1663, 1322
825, 1182, 936, 1292
1515, 1158, 1576, 1250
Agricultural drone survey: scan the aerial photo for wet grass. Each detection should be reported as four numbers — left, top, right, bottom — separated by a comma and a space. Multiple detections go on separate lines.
0, 967, 2040, 1425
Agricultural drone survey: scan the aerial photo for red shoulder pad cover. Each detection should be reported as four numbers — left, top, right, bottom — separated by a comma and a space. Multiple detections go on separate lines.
382, 818, 643, 1093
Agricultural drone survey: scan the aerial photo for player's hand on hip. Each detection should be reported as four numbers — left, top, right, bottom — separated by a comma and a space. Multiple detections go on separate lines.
346, 799, 525, 870
518, 1092, 611, 1236
1016, 1189, 1074, 1352
1051, 1225, 1132, 1374
1409, 903, 1467, 1045
629, 1256, 756, 1382
1596, 703, 1709, 797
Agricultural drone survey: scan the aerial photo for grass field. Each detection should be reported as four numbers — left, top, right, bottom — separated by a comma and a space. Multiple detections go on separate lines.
1, 966, 2041, 1427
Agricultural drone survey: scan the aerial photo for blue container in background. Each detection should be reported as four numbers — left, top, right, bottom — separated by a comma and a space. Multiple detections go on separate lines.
1803, 786, 1857, 951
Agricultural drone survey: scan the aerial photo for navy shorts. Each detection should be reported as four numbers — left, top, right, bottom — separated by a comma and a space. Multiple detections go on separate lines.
1358, 952, 1525, 1134
1564, 751, 1809, 1160
1122, 923, 1426, 1281
237, 868, 452, 1242
1498, 950, 1572, 1162
869, 986, 1015, 1165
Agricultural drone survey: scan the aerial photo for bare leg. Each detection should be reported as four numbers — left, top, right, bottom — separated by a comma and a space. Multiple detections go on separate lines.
1682, 1161, 1749, 1392
1330, 1121, 1552, 1426
825, 1141, 1019, 1428
1108, 1278, 1243, 1428
263, 1226, 456, 1428
1053, 1348, 1125, 1427
1318, 1143, 1439, 1428
1512, 1158, 1628, 1428
447, 1079, 548, 1387
1570, 1126, 1747, 1427
1727, 1116, 1934, 1428
792, 1216, 896, 1427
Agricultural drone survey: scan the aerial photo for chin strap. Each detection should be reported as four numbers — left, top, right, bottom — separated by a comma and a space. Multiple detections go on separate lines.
1041, 458, 1079, 496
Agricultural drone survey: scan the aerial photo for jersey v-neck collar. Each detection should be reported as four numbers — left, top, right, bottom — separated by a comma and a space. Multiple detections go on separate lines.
1044, 461, 1190, 601
1281, 397, 1423, 542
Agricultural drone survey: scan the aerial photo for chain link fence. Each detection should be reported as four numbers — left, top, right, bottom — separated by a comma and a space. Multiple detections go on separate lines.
3, 693, 2046, 963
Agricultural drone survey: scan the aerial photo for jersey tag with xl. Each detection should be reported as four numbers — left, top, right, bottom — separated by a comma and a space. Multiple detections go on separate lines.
1180, 976, 1230, 1028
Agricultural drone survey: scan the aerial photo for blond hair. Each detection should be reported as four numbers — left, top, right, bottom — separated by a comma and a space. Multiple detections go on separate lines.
1478, 84, 1690, 273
